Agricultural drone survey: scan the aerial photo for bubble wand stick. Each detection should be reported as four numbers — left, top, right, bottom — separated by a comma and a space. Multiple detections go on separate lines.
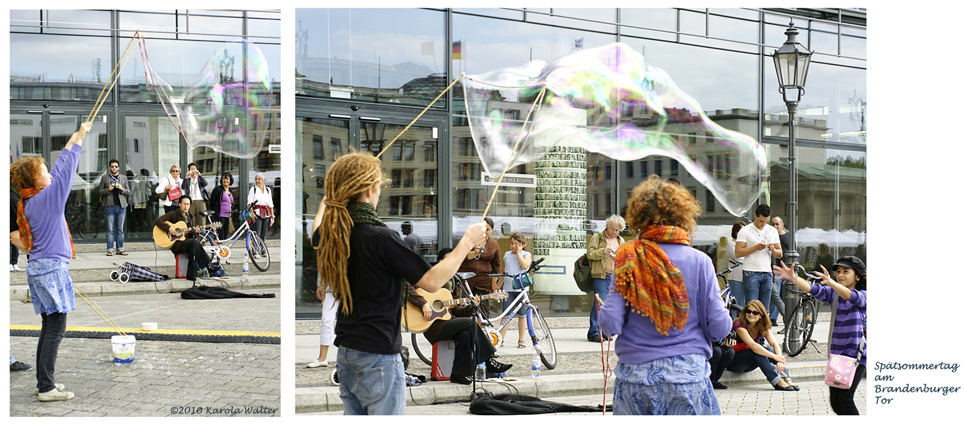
87, 31, 144, 123
375, 74, 464, 159
478, 85, 547, 221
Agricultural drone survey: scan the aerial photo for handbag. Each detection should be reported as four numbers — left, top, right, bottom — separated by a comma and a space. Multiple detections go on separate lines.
166, 185, 182, 201
572, 231, 602, 292
825, 337, 864, 389
572, 254, 592, 292
164, 177, 182, 201
512, 273, 533, 290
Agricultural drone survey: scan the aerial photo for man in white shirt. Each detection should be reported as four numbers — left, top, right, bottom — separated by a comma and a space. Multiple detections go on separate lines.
734, 204, 782, 315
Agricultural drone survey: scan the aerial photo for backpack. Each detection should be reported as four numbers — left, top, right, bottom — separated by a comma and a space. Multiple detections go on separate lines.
572, 232, 601, 292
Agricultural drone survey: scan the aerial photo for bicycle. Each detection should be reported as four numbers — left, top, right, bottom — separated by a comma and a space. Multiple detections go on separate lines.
716, 260, 744, 318
194, 207, 271, 272
410, 257, 557, 370
783, 265, 822, 357
65, 200, 91, 239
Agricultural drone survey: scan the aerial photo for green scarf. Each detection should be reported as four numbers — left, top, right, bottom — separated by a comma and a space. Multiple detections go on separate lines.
347, 201, 385, 228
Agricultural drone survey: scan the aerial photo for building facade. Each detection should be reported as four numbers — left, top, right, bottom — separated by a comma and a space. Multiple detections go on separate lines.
291, 8, 866, 318
10, 9, 282, 243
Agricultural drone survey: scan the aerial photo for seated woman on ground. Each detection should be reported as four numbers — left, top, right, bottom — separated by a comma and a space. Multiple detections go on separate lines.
723, 300, 799, 391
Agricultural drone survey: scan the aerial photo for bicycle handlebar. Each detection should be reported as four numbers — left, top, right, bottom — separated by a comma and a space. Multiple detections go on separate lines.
716, 260, 743, 277
487, 257, 546, 278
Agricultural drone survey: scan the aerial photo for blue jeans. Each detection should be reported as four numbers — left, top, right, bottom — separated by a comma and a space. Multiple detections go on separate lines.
104, 205, 126, 251
725, 345, 792, 386
742, 271, 773, 314
770, 278, 786, 323
588, 274, 613, 339
337, 348, 406, 415
253, 216, 270, 242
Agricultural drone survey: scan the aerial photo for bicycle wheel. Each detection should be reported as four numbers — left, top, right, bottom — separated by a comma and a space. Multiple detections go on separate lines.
246, 232, 271, 272
529, 306, 557, 370
410, 332, 433, 366
199, 233, 221, 266
783, 299, 816, 356
799, 299, 817, 351
727, 298, 744, 319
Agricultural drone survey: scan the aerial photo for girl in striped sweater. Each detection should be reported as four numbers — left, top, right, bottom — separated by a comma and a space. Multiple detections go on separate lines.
774, 255, 867, 415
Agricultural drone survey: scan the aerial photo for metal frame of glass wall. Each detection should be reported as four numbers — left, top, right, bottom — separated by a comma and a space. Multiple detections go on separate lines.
293, 7, 866, 318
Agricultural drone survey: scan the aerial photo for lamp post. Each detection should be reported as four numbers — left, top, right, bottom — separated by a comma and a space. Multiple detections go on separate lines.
772, 20, 812, 267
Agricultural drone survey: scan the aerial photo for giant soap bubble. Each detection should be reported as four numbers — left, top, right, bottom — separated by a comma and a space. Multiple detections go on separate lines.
462, 42, 767, 217
145, 39, 273, 159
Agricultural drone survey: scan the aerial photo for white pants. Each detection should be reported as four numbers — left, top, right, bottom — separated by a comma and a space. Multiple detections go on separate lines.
320, 290, 338, 346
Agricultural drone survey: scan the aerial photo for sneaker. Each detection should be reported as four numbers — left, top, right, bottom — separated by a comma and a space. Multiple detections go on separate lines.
485, 358, 512, 375
38, 387, 74, 401
306, 360, 328, 368
450, 374, 473, 385
10, 361, 32, 372
9, 265, 14, 271
13, 265, 20, 271
35, 383, 65, 394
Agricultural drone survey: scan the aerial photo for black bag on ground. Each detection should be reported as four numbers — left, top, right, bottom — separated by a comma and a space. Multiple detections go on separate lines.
179, 285, 275, 299
469, 394, 607, 415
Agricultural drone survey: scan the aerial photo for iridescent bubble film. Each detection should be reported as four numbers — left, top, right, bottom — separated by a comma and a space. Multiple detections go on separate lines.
144, 39, 272, 159
463, 42, 767, 217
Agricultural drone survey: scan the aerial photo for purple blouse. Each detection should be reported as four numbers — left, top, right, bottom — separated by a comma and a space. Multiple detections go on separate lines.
220, 190, 233, 218
24, 145, 81, 262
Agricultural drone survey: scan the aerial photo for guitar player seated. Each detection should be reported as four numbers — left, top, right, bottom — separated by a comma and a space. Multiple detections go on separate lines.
154, 195, 212, 282
406, 250, 511, 384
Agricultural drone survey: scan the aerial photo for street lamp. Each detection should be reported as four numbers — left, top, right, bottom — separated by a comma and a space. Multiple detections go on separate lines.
772, 20, 812, 267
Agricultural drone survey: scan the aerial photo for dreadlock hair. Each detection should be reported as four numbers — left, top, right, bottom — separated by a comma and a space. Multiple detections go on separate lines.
316, 151, 383, 315
10, 157, 47, 190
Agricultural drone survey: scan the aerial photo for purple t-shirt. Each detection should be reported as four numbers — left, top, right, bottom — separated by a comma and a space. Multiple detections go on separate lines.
24, 145, 81, 262
811, 283, 867, 366
598, 243, 732, 365
220, 190, 233, 218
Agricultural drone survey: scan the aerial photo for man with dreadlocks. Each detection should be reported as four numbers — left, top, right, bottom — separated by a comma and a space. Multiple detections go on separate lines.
11, 121, 92, 402
312, 151, 487, 415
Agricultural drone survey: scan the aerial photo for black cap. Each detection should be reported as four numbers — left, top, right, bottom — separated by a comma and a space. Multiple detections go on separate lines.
833, 256, 865, 275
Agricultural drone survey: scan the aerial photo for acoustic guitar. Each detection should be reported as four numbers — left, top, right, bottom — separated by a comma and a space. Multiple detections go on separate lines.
403, 287, 507, 333
153, 221, 221, 249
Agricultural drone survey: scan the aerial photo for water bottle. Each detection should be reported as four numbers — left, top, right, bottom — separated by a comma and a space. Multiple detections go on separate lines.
242, 253, 250, 277
531, 344, 541, 378
475, 362, 486, 382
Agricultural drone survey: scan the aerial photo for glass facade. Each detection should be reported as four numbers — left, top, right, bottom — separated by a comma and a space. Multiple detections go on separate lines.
293, 8, 866, 319
10, 9, 282, 243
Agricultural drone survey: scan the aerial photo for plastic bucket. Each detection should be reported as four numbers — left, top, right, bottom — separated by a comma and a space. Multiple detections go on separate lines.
111, 335, 136, 364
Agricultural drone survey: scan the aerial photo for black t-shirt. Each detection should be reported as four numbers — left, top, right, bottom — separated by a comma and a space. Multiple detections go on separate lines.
320, 223, 432, 355
773, 231, 792, 266
10, 189, 20, 232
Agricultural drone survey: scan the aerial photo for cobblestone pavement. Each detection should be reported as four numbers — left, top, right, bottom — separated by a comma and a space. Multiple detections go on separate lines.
10, 286, 281, 417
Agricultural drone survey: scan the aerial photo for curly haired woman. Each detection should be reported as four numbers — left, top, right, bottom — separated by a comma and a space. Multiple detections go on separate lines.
598, 175, 731, 415
11, 122, 91, 402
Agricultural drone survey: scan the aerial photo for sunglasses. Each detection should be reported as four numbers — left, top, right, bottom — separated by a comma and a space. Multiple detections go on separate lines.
171, 169, 180, 173
745, 310, 762, 316
110, 165, 119, 168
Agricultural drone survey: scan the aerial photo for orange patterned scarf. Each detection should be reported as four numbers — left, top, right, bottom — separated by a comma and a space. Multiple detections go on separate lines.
613, 225, 690, 336
17, 187, 76, 259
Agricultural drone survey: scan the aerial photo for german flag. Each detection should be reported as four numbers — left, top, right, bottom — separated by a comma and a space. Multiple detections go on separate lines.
452, 41, 462, 60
